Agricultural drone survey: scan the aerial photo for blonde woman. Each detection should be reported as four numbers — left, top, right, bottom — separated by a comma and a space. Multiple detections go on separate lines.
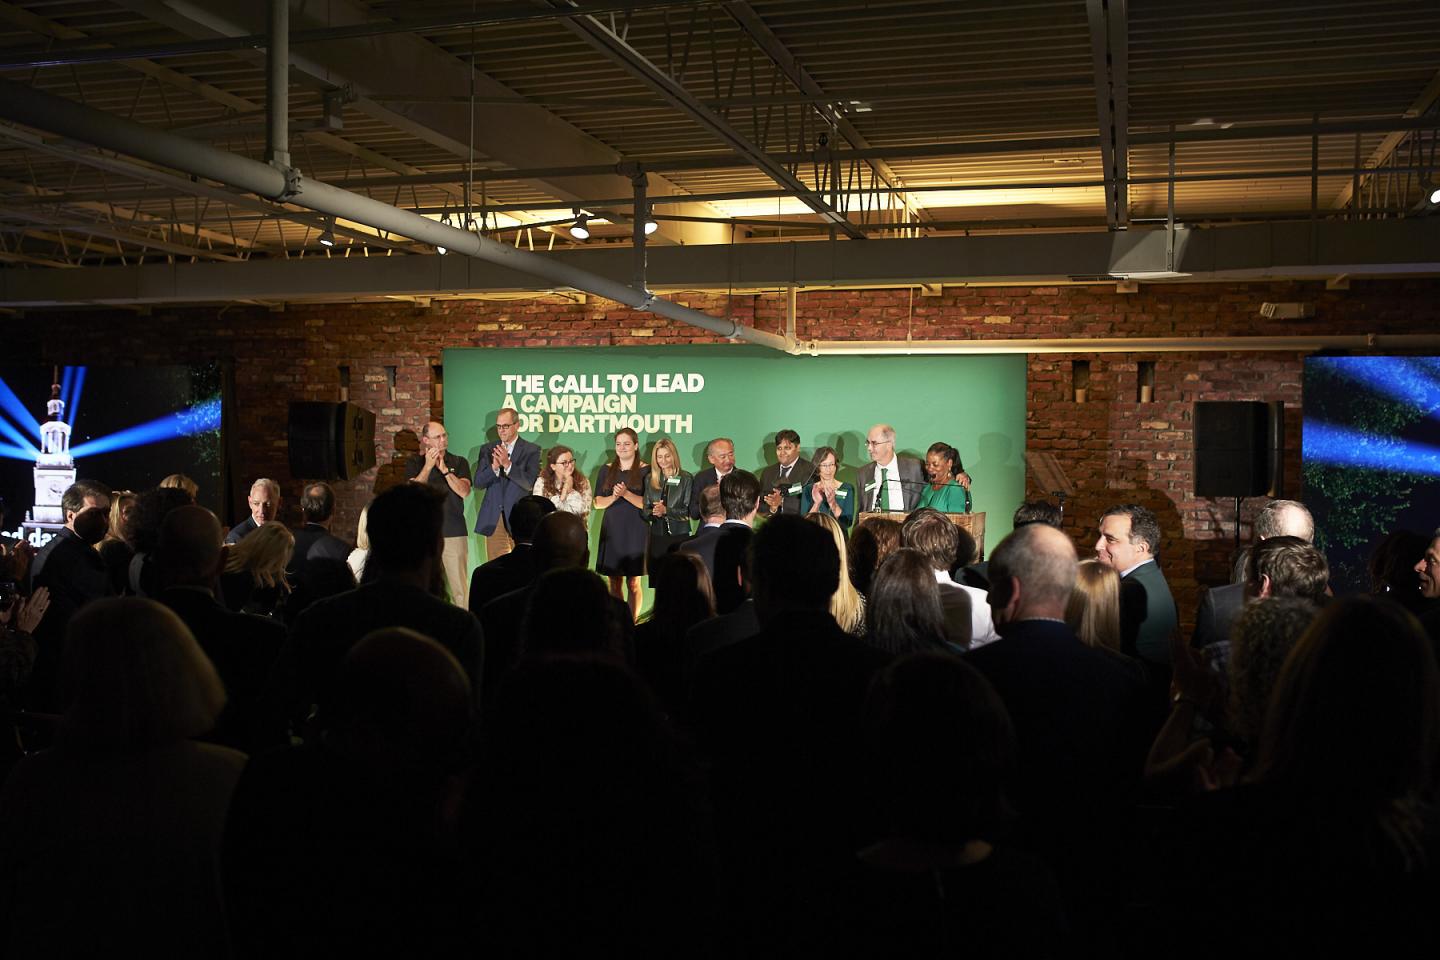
643, 437, 693, 582
98, 490, 138, 594
534, 445, 592, 529
158, 473, 199, 498
1065, 559, 1123, 652
808, 512, 866, 636
221, 520, 293, 618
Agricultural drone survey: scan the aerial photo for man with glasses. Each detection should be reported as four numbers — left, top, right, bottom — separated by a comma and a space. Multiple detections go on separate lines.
408, 420, 473, 606
856, 424, 926, 513
473, 407, 540, 562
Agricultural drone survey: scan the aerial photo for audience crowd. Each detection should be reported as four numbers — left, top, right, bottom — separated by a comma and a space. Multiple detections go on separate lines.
1, 429, 1438, 958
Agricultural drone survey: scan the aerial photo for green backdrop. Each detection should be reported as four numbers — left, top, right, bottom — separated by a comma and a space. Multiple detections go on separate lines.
445, 345, 1027, 608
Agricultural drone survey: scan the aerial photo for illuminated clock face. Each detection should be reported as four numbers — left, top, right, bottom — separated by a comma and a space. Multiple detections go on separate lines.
42, 476, 70, 501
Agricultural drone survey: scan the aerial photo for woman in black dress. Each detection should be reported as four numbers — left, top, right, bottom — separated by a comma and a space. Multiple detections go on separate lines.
594, 427, 647, 621
642, 437, 693, 583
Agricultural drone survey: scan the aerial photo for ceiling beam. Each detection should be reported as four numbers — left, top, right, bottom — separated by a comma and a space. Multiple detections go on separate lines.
110, 0, 727, 246
0, 205, 246, 261
721, 1, 930, 227
1331, 67, 1440, 211
0, 124, 414, 254
1086, 0, 1128, 228
548, 0, 867, 239
5, 219, 1436, 306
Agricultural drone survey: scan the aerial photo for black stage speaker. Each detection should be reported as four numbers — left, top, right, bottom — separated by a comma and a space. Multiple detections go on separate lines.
288, 401, 376, 480
1193, 400, 1284, 498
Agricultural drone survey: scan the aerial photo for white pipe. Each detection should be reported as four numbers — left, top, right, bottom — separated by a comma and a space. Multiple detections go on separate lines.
796, 334, 1440, 356
0, 77, 790, 351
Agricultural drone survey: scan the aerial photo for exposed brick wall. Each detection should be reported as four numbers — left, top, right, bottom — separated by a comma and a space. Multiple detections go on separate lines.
9, 277, 1440, 630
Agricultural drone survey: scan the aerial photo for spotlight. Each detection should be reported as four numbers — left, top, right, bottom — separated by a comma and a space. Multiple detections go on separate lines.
437, 213, 451, 255
643, 218, 659, 235
1431, 185, 1440, 205
318, 220, 336, 248
570, 212, 590, 240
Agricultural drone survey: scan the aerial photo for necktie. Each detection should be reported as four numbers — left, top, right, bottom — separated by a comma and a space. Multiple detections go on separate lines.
877, 467, 890, 511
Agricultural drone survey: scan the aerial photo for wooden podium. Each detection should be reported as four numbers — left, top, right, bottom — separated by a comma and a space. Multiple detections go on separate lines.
855, 511, 986, 561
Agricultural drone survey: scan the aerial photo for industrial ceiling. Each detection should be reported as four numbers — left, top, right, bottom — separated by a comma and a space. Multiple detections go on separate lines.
0, 0, 1438, 302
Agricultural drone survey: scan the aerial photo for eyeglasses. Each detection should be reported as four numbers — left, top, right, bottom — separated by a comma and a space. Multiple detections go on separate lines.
554, 459, 575, 466
495, 420, 517, 429
865, 439, 892, 447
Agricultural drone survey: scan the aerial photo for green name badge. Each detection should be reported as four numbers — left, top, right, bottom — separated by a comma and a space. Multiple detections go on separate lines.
787, 483, 803, 495
666, 476, 681, 486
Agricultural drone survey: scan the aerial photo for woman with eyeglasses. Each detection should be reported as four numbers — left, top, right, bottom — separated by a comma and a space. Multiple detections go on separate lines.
534, 445, 593, 529
594, 428, 648, 621
801, 446, 856, 531
642, 438, 693, 581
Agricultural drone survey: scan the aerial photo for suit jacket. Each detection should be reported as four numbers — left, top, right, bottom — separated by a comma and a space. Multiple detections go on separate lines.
679, 522, 751, 614
758, 458, 814, 517
276, 580, 484, 735
965, 618, 1149, 822
288, 524, 352, 580
1121, 559, 1179, 664
29, 528, 109, 607
468, 543, 537, 617
688, 466, 729, 520
480, 582, 633, 694
473, 436, 541, 536
225, 516, 259, 545
1193, 581, 1245, 648
683, 598, 760, 689
855, 456, 927, 513
157, 586, 286, 752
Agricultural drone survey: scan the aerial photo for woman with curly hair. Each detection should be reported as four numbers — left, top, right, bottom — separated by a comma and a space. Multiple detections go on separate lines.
533, 445, 592, 528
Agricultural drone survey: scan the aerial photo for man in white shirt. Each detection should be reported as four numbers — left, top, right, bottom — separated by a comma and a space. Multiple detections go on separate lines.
901, 508, 1001, 649
856, 423, 926, 514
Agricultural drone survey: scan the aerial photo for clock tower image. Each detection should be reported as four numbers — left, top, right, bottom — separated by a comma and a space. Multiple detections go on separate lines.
30, 377, 75, 527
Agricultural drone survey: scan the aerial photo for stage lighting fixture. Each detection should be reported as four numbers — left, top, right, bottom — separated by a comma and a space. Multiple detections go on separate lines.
318, 220, 336, 247
1430, 185, 1440, 205
570, 212, 590, 240
437, 213, 452, 255
643, 218, 659, 235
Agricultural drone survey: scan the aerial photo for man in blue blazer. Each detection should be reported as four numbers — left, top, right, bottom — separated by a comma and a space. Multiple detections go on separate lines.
473, 407, 541, 560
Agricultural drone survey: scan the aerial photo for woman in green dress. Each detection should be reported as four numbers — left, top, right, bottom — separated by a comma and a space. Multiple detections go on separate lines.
800, 446, 856, 530
916, 442, 973, 513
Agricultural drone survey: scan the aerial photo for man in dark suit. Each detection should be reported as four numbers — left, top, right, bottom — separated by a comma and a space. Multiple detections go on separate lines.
855, 423, 926, 513
970, 522, 1149, 933
26, 480, 111, 711
688, 437, 735, 520
757, 429, 813, 517
479, 511, 629, 693
691, 515, 891, 951
288, 482, 351, 582
1095, 503, 1177, 667
226, 478, 281, 544
1193, 499, 1315, 648
473, 406, 541, 562
468, 495, 554, 616
154, 505, 286, 753
680, 471, 758, 615
278, 484, 484, 740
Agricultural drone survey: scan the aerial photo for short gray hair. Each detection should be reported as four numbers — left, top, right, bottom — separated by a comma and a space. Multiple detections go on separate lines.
989, 523, 1077, 609
1254, 499, 1314, 543
249, 477, 280, 498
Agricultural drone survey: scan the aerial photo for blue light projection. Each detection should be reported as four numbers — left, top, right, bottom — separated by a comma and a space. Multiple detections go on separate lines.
59, 365, 75, 413
0, 442, 37, 459
67, 398, 221, 458
1303, 420, 1440, 477
0, 376, 41, 438
1310, 355, 1440, 415
67, 365, 87, 434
